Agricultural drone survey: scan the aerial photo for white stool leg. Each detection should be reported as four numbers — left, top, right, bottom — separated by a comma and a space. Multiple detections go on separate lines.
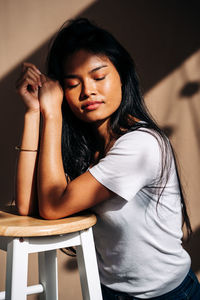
76, 228, 102, 300
38, 250, 58, 300
5, 238, 28, 300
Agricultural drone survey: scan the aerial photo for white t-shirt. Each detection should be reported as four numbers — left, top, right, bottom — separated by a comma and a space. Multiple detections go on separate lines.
89, 129, 191, 299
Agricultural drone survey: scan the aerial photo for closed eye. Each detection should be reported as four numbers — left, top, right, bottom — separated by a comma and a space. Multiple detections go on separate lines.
66, 83, 80, 89
95, 76, 106, 81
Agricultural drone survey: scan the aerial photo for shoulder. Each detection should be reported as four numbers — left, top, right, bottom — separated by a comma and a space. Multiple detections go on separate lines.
89, 128, 165, 201
110, 128, 163, 156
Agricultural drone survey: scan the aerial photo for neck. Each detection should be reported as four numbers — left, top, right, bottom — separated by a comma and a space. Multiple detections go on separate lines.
91, 119, 112, 152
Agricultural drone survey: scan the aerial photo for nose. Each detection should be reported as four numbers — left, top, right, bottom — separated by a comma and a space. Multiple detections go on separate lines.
80, 79, 96, 100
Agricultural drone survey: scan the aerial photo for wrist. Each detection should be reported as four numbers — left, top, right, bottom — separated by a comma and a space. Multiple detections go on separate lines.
20, 109, 40, 152
41, 110, 62, 122
25, 109, 40, 118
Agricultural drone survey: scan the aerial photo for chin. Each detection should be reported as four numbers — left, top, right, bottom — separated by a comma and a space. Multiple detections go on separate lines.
74, 110, 108, 122
81, 114, 111, 124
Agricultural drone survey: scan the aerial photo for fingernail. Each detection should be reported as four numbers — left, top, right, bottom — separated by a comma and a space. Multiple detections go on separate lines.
36, 69, 41, 75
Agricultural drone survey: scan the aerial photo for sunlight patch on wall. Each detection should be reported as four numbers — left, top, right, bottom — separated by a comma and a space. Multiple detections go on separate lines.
145, 49, 200, 127
145, 49, 200, 229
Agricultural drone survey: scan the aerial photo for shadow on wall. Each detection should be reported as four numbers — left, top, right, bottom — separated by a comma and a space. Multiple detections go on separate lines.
178, 80, 200, 147
0, 0, 200, 274
0, 42, 49, 207
162, 80, 200, 138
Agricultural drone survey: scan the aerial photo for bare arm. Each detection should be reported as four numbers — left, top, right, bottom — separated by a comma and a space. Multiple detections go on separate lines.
15, 63, 41, 215
37, 77, 68, 218
37, 78, 115, 220
16, 111, 40, 215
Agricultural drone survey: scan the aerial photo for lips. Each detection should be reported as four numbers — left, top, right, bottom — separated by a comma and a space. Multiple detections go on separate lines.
82, 100, 104, 111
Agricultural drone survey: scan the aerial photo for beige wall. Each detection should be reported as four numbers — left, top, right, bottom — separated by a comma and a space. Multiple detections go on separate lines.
0, 0, 96, 80
0, 1, 200, 299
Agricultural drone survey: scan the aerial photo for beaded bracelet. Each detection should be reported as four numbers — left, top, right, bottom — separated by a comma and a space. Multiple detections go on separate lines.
15, 146, 38, 152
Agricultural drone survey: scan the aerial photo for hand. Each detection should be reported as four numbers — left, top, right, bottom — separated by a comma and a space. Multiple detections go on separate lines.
16, 62, 42, 113
39, 75, 64, 118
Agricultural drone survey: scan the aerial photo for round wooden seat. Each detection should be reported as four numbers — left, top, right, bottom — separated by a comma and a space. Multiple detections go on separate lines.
0, 209, 97, 237
0, 207, 102, 299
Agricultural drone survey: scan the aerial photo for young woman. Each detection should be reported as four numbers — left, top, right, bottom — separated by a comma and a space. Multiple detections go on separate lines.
15, 18, 200, 299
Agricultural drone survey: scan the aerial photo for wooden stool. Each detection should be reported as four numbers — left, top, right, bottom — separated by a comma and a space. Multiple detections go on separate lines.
0, 208, 102, 300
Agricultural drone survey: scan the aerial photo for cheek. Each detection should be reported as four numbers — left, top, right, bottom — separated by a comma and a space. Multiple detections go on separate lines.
104, 79, 122, 106
64, 91, 76, 107
64, 90, 83, 118
114, 77, 122, 105
64, 93, 78, 115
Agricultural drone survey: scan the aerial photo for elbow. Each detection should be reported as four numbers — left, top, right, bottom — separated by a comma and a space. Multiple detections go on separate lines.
39, 209, 52, 220
16, 204, 30, 216
15, 196, 29, 216
16, 196, 38, 217
38, 190, 66, 220
39, 210, 58, 220
38, 202, 58, 220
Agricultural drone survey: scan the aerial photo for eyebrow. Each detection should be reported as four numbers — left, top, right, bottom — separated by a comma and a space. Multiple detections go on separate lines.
63, 64, 108, 79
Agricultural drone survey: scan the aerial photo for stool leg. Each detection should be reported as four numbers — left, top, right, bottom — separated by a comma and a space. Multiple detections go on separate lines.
5, 238, 28, 300
76, 228, 102, 300
38, 250, 58, 300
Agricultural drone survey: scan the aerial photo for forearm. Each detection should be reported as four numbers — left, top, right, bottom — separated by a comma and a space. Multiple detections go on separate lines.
16, 111, 40, 215
37, 113, 67, 218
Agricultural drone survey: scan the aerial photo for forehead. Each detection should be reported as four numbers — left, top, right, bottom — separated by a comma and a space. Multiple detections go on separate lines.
62, 49, 112, 74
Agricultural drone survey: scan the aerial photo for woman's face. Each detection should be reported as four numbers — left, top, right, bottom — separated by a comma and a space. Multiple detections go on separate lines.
62, 50, 122, 123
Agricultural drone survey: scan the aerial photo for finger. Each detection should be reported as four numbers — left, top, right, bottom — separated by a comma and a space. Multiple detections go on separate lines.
22, 62, 41, 75
28, 85, 39, 94
27, 68, 42, 87
16, 75, 39, 93
19, 68, 42, 88
26, 68, 40, 82
21, 65, 41, 82
16, 73, 37, 89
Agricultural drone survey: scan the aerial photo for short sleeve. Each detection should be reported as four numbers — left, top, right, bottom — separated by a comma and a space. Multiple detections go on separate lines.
88, 130, 162, 201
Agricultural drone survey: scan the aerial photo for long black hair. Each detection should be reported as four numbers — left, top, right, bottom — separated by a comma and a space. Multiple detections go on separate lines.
46, 18, 192, 239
